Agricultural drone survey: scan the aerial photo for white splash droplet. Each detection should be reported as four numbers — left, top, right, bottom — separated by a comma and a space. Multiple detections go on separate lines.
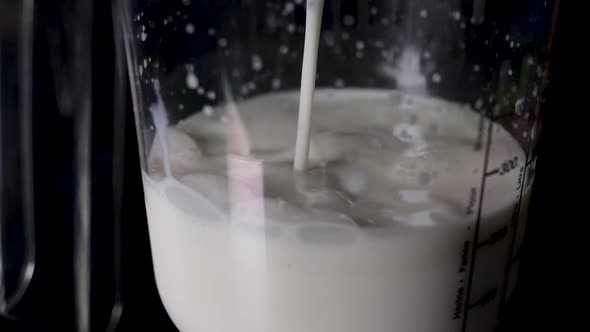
343, 15, 355, 27
186, 72, 199, 90
431, 73, 442, 83
251, 54, 263, 71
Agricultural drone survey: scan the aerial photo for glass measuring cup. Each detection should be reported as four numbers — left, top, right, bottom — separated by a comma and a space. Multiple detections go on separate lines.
116, 0, 558, 331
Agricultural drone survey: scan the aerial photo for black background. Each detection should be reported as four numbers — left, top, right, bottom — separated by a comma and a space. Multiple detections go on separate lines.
0, 0, 584, 331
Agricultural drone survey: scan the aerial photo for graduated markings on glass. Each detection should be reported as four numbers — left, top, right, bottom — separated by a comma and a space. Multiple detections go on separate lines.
455, 118, 531, 331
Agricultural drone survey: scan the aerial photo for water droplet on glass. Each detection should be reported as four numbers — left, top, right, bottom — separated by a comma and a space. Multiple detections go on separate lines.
272, 78, 281, 90
203, 105, 214, 116
186, 72, 199, 90
251, 54, 263, 71
185, 23, 195, 34
474, 98, 484, 110
431, 73, 442, 83
343, 15, 355, 26
207, 91, 216, 100
141, 32, 148, 41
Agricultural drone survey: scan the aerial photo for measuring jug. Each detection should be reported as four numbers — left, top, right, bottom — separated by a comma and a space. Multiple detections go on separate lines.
115, 0, 558, 331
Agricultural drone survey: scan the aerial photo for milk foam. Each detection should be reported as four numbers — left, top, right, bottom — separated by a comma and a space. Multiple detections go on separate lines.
143, 90, 527, 332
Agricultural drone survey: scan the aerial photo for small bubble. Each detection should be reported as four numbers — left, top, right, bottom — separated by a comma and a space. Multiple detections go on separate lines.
138, 66, 143, 76
251, 54, 263, 71
474, 99, 484, 110
287, 24, 295, 33
334, 78, 345, 88
510, 41, 515, 48
370, 7, 378, 15
424, 51, 431, 59
140, 32, 148, 41
374, 40, 384, 48
473, 64, 481, 72
203, 105, 214, 116
505, 34, 510, 41
207, 91, 216, 100
431, 73, 442, 84
178, 104, 184, 110
218, 38, 228, 47
272, 78, 281, 90
185, 23, 195, 34
451, 11, 461, 21
420, 9, 428, 18
343, 15, 355, 26
197, 87, 204, 95
508, 69, 513, 76
248, 81, 257, 91
240, 85, 249, 96
356, 41, 365, 50
283, 2, 295, 15
186, 72, 199, 90
208, 28, 216, 36
341, 32, 349, 40
279, 45, 289, 54
182, 0, 190, 5
295, 0, 303, 4
381, 17, 390, 25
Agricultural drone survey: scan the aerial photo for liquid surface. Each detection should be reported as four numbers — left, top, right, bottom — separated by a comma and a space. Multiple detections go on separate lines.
143, 90, 527, 332
148, 89, 522, 232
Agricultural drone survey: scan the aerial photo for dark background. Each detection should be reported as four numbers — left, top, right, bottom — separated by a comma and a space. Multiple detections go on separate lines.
0, 0, 583, 331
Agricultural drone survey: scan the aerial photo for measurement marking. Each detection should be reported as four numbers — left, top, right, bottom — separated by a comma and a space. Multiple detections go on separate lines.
485, 168, 499, 177
461, 118, 494, 332
477, 226, 509, 249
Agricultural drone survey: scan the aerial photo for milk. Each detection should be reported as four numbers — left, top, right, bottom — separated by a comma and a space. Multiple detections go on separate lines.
143, 89, 527, 332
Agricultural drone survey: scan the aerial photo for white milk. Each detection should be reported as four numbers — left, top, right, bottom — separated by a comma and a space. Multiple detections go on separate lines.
143, 89, 527, 332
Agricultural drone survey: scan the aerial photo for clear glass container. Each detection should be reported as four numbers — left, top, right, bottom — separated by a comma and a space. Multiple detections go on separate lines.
117, 1, 558, 331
